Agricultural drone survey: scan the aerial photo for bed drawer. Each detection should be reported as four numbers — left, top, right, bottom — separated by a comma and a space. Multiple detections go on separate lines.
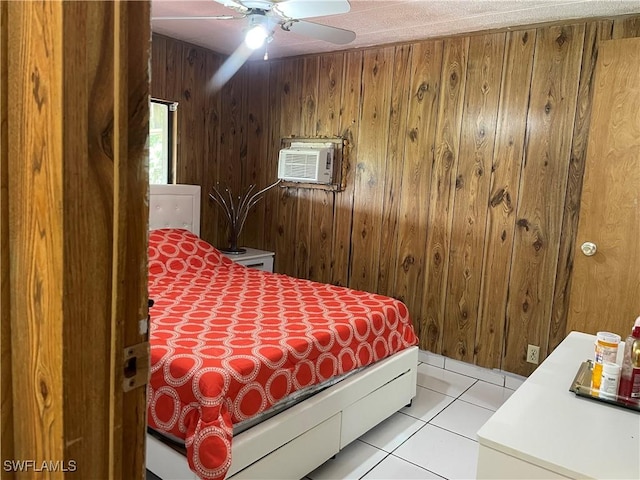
340, 367, 416, 447
229, 413, 341, 480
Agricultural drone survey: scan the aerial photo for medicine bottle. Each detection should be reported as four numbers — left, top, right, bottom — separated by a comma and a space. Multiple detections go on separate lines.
592, 331, 620, 390
599, 362, 621, 400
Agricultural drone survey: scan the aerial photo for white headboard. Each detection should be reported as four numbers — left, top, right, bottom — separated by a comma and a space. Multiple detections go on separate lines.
149, 184, 201, 235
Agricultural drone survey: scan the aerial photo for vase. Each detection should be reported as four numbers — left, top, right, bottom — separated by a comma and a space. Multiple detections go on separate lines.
209, 179, 282, 255
221, 226, 246, 254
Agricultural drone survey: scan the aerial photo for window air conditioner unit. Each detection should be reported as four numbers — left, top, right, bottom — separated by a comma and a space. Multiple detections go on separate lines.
278, 144, 334, 184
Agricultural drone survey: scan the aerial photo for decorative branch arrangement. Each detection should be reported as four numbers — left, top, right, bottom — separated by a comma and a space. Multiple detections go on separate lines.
209, 179, 282, 254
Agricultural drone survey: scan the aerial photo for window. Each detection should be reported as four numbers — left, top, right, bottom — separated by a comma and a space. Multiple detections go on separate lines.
149, 99, 178, 184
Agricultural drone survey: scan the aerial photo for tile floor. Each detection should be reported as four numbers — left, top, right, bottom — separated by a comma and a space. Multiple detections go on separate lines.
305, 351, 525, 480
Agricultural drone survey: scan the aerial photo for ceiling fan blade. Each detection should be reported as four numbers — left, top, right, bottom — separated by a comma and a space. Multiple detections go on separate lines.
275, 0, 350, 20
151, 15, 240, 20
212, 0, 249, 12
209, 43, 254, 93
285, 20, 355, 45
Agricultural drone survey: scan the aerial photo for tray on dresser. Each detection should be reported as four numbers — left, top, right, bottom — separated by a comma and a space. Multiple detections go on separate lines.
570, 360, 640, 412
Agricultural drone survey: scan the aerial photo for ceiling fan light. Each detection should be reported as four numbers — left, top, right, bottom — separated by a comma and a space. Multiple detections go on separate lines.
245, 24, 269, 49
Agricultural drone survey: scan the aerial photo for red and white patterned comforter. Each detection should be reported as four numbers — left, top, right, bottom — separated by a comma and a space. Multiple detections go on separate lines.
147, 228, 418, 479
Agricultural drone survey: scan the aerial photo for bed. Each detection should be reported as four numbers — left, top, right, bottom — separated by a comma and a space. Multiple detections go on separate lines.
146, 184, 419, 480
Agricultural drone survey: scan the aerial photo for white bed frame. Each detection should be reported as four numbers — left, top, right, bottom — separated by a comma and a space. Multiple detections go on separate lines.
146, 184, 419, 479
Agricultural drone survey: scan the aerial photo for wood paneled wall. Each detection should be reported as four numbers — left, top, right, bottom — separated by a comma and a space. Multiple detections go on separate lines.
151, 15, 640, 375
3, 2, 149, 477
1, 2, 13, 471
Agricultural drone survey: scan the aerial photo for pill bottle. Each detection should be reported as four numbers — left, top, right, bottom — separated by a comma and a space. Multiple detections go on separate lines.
599, 362, 621, 400
592, 331, 621, 390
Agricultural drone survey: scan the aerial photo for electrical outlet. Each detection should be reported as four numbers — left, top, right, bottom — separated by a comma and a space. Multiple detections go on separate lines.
527, 344, 540, 364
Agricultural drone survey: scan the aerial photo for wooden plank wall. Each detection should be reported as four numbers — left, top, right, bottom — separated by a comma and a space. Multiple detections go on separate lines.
7, 2, 66, 470
445, 33, 504, 360
4, 2, 150, 477
151, 15, 640, 376
1, 1, 14, 473
476, 29, 535, 369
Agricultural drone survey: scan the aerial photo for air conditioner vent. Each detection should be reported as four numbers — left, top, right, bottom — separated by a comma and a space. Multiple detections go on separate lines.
278, 145, 334, 184
281, 152, 321, 180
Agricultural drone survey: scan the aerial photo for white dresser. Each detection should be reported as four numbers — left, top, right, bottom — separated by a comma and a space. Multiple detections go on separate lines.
476, 331, 639, 479
223, 248, 275, 273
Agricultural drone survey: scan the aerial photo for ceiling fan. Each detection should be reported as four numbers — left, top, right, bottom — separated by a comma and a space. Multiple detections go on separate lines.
152, 0, 356, 91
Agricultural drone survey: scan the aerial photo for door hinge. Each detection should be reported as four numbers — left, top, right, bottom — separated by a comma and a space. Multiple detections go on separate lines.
123, 342, 150, 392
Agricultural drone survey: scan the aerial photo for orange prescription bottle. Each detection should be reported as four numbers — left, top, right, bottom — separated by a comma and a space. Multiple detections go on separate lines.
592, 332, 621, 390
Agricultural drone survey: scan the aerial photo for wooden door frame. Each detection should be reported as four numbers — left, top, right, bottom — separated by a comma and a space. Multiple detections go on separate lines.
1, 2, 150, 478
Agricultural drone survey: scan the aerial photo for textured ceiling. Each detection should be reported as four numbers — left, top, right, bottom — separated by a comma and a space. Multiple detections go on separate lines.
151, 0, 640, 59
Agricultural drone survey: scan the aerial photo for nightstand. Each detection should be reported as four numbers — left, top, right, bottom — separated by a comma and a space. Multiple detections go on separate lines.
222, 248, 275, 273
